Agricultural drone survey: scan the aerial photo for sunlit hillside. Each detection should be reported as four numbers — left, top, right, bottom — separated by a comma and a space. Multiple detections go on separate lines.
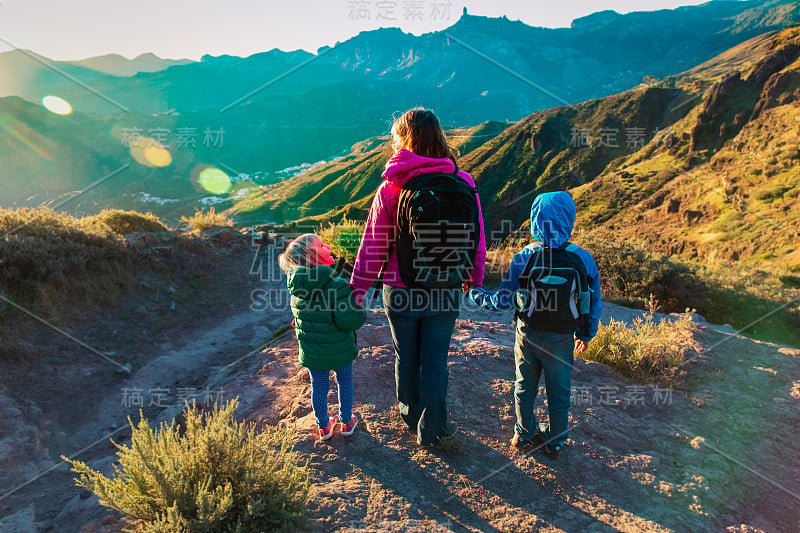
229, 120, 509, 225
572, 26, 800, 272
279, 26, 800, 275
2, 1, 800, 223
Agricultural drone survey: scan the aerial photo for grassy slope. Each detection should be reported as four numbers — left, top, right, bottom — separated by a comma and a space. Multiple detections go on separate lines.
261, 27, 800, 274
567, 27, 800, 343
228, 121, 509, 226
572, 27, 800, 272
272, 27, 800, 343
460, 86, 695, 231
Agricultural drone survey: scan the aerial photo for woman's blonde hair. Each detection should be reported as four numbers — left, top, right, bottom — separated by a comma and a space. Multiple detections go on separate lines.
278, 233, 325, 272
390, 108, 458, 164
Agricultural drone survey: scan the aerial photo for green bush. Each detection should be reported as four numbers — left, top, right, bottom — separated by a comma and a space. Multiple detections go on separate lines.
318, 217, 364, 261
87, 209, 168, 234
780, 274, 800, 288
582, 313, 697, 382
181, 207, 233, 233
696, 262, 800, 346
574, 231, 705, 312
486, 231, 705, 313
754, 184, 792, 202
64, 399, 309, 533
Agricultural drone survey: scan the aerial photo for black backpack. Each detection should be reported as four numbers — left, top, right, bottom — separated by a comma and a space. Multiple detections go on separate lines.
393, 168, 480, 289
515, 243, 591, 333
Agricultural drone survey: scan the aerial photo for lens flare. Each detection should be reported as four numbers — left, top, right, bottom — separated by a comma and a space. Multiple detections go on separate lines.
143, 144, 172, 167
130, 137, 172, 168
0, 114, 55, 159
199, 167, 232, 195
42, 95, 73, 115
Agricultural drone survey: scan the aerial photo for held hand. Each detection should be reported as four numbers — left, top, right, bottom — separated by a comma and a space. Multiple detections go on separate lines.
462, 282, 470, 294
574, 338, 588, 354
347, 281, 363, 307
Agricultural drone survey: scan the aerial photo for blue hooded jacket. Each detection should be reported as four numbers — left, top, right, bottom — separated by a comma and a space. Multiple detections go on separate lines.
470, 191, 602, 341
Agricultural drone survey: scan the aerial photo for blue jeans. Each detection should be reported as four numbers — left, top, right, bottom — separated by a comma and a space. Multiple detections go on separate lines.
383, 285, 460, 446
514, 324, 575, 447
308, 363, 353, 428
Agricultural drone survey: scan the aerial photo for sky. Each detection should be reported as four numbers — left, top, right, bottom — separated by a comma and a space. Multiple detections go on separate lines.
0, 0, 712, 61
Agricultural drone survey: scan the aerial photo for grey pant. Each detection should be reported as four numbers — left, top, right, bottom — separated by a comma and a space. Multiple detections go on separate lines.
514, 324, 575, 446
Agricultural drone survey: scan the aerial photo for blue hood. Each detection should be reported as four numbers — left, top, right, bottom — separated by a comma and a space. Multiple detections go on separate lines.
530, 192, 576, 248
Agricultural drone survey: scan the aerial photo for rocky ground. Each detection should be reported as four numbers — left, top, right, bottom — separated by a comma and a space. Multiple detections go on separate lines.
0, 232, 286, 532
230, 300, 800, 532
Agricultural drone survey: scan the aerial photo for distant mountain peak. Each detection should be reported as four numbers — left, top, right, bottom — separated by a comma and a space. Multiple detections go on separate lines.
357, 26, 409, 38
570, 9, 624, 29
0, 48, 46, 59
57, 51, 194, 77
134, 52, 161, 60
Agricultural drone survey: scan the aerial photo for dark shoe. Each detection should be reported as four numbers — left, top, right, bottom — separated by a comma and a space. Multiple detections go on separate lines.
434, 423, 461, 452
543, 441, 563, 459
441, 421, 458, 439
510, 431, 545, 450
419, 422, 460, 450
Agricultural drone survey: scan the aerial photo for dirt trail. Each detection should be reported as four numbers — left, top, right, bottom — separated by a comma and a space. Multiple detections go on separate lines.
0, 265, 294, 532
6, 287, 798, 532
220, 299, 799, 533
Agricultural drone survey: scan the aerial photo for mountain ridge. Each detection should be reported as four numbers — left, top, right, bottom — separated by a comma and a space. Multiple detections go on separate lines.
256, 25, 800, 274
68, 52, 193, 76
2, 1, 800, 226
7, 1, 799, 119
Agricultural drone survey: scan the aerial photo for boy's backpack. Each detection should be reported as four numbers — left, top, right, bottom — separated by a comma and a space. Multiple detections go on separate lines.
394, 169, 480, 289
515, 243, 591, 333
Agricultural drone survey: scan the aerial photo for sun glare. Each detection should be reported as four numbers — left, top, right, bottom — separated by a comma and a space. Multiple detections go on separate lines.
130, 137, 173, 168
199, 167, 232, 195
42, 95, 73, 115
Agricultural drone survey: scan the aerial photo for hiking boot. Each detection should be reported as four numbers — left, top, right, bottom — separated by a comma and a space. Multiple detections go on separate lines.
510, 431, 545, 450
434, 422, 461, 452
543, 441, 563, 459
340, 415, 358, 436
318, 421, 334, 441
419, 422, 459, 450
442, 421, 458, 438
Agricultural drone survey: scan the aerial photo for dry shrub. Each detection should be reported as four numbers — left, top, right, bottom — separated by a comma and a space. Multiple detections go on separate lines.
484, 237, 528, 285
582, 313, 697, 382
318, 218, 364, 261
65, 399, 309, 532
0, 207, 132, 305
181, 207, 233, 233
87, 209, 168, 234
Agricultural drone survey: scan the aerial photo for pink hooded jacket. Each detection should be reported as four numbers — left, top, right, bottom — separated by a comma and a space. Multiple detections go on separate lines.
349, 149, 487, 302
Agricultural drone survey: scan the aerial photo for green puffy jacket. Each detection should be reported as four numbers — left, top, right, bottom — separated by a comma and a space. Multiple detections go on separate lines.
287, 265, 366, 371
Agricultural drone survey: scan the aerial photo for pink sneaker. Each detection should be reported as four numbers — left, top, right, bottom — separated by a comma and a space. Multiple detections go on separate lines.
340, 415, 358, 436
318, 421, 334, 441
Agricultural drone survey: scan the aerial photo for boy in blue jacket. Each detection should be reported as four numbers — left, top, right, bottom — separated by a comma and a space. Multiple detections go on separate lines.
470, 191, 602, 458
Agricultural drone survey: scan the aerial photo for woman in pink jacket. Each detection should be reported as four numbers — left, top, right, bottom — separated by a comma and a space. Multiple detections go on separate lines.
350, 108, 487, 446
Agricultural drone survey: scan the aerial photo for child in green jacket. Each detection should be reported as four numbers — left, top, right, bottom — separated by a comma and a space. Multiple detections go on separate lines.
279, 234, 366, 440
